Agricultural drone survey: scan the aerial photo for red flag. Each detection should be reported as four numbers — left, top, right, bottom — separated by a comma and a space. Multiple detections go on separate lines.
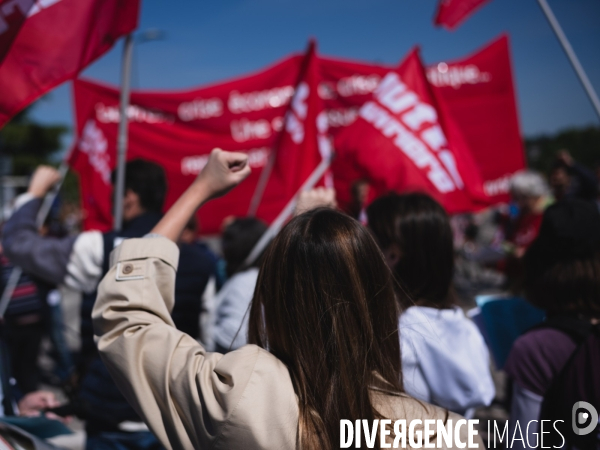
0, 0, 34, 64
434, 0, 492, 30
68, 53, 320, 234
334, 49, 487, 214
428, 35, 525, 202
0, 0, 140, 129
271, 41, 329, 201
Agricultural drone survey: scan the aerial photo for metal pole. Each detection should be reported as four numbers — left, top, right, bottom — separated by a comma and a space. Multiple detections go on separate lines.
247, 145, 277, 217
537, 0, 600, 121
113, 34, 134, 232
0, 162, 69, 318
243, 156, 332, 267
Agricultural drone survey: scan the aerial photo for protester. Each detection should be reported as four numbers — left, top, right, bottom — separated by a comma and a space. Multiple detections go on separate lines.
0, 245, 46, 394
211, 217, 266, 353
503, 170, 551, 256
367, 192, 495, 418
1, 160, 172, 449
453, 217, 505, 307
92, 149, 481, 449
505, 199, 600, 449
548, 150, 598, 202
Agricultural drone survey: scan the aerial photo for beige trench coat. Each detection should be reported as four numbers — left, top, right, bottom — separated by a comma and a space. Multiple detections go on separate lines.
92, 237, 483, 449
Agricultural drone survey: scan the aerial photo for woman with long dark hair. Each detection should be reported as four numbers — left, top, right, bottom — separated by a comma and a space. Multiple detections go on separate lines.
367, 193, 495, 418
92, 150, 479, 449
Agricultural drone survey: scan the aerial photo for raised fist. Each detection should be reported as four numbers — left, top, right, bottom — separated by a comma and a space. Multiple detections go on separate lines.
194, 148, 251, 200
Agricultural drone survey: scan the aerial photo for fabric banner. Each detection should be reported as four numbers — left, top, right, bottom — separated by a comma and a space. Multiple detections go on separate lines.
326, 36, 524, 209
70, 47, 327, 234
427, 35, 525, 203
0, 0, 34, 64
434, 0, 492, 30
334, 49, 487, 214
0, 0, 140, 129
70, 36, 524, 232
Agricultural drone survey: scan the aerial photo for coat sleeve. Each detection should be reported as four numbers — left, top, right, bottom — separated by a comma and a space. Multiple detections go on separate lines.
2, 195, 104, 293
92, 237, 298, 450
2, 195, 77, 286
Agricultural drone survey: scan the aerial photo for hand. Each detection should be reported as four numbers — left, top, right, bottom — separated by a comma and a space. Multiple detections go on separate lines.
150, 149, 251, 242
28, 166, 61, 198
556, 150, 573, 167
194, 148, 251, 200
18, 391, 60, 417
295, 187, 337, 215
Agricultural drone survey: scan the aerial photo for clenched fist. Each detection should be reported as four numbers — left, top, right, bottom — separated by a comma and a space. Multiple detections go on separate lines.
194, 148, 251, 200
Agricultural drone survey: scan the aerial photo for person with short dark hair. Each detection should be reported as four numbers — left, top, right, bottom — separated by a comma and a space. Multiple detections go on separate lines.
549, 150, 598, 202
505, 199, 600, 447
367, 192, 494, 417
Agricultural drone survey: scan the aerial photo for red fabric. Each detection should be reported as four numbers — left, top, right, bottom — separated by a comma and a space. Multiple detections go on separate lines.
334, 49, 487, 214
505, 212, 543, 249
69, 47, 325, 234
434, 0, 492, 30
70, 37, 524, 230
327, 36, 525, 210
272, 42, 329, 200
0, 0, 34, 64
0, 0, 140, 128
428, 35, 525, 203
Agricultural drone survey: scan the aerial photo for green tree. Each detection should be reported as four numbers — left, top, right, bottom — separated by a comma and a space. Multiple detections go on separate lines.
0, 106, 68, 175
525, 126, 600, 174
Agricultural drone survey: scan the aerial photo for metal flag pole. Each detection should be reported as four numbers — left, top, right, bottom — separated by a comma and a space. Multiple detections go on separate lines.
113, 34, 134, 232
247, 144, 277, 217
243, 155, 332, 267
537, 0, 600, 121
0, 162, 69, 318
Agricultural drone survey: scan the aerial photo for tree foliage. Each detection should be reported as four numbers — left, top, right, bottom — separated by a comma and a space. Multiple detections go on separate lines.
0, 106, 68, 175
526, 126, 600, 174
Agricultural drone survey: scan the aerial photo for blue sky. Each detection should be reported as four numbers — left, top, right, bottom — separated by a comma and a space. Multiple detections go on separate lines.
30, 0, 600, 153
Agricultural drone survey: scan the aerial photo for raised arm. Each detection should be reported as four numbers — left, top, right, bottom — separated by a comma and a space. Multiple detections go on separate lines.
93, 150, 298, 449
1, 167, 103, 291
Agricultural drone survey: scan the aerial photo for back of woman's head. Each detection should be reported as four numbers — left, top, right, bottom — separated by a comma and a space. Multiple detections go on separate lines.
366, 192, 454, 308
221, 217, 267, 277
248, 208, 401, 450
524, 199, 600, 317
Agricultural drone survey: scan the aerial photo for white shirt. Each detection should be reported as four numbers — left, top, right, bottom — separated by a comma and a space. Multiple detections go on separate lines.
399, 305, 495, 417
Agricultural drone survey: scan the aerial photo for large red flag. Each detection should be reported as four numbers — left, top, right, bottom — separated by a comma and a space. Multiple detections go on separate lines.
0, 0, 34, 64
434, 0, 492, 30
427, 35, 525, 202
69, 49, 328, 234
0, 0, 140, 129
271, 42, 329, 201
334, 49, 487, 214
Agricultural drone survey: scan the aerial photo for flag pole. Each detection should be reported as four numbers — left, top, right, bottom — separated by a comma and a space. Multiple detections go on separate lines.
113, 34, 134, 232
243, 155, 332, 267
247, 144, 277, 217
0, 162, 69, 318
536, 0, 600, 121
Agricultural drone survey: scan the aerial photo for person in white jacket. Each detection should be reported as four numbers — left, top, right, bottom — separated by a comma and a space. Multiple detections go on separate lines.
367, 192, 495, 417
211, 217, 266, 352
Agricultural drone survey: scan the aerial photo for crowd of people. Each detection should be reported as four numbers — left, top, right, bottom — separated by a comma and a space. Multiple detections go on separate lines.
0, 147, 598, 449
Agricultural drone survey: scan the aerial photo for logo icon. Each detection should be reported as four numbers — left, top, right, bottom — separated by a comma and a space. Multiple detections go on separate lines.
572, 401, 598, 436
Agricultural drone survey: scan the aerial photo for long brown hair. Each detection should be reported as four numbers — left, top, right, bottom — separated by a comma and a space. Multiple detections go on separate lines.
248, 208, 402, 449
